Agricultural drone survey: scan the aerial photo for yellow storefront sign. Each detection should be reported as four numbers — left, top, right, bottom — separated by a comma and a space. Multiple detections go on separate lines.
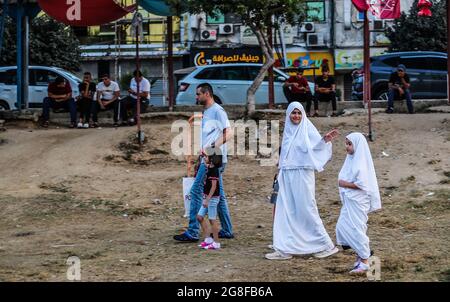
275, 52, 334, 76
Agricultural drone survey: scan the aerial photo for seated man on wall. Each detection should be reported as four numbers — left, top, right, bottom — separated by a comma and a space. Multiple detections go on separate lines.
282, 68, 315, 116
386, 64, 414, 114
41, 76, 77, 128
314, 67, 337, 117
91, 74, 121, 127
120, 70, 151, 126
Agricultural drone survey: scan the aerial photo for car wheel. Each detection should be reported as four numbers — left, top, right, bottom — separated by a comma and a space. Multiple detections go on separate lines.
0, 100, 10, 111
374, 90, 389, 101
213, 95, 222, 104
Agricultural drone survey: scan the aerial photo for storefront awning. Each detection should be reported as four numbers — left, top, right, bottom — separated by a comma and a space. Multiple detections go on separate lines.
139, 0, 185, 16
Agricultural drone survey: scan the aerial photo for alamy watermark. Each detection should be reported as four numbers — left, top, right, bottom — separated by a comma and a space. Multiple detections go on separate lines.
171, 115, 280, 167
367, 256, 381, 281
66, 256, 81, 281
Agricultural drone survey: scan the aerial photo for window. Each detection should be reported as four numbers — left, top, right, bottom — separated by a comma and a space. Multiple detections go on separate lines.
306, 1, 325, 22
0, 70, 17, 85
194, 68, 223, 80
248, 67, 286, 82
381, 57, 399, 68
247, 67, 260, 80
399, 57, 430, 70
33, 69, 60, 86
428, 57, 447, 71
222, 67, 250, 81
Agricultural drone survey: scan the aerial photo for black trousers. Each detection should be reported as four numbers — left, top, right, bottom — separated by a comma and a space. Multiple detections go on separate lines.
283, 86, 317, 113
90, 99, 119, 123
315, 92, 337, 111
77, 97, 92, 122
120, 96, 149, 121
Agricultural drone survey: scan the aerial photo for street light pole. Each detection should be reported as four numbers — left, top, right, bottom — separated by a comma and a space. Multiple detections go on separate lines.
363, 10, 373, 141
447, 0, 449, 104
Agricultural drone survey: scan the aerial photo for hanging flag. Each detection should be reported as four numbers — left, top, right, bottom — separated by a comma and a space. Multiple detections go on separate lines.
352, 0, 401, 19
37, 0, 136, 26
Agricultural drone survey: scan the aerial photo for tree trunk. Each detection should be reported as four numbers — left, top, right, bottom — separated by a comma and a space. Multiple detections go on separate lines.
246, 25, 275, 117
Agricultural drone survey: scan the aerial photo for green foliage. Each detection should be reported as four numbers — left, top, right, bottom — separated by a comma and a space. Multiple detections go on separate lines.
167, 0, 306, 30
0, 15, 81, 72
385, 0, 447, 52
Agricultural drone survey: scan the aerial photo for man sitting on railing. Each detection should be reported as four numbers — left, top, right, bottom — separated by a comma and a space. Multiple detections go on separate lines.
120, 70, 150, 126
386, 64, 414, 114
91, 74, 121, 127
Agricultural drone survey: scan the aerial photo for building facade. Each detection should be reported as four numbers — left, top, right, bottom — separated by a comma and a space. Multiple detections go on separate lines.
75, 0, 416, 103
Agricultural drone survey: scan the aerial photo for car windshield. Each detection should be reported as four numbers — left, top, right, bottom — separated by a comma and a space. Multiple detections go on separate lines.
55, 68, 82, 83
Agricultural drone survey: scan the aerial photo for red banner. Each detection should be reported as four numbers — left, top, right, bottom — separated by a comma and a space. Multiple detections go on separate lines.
352, 0, 401, 19
37, 0, 136, 26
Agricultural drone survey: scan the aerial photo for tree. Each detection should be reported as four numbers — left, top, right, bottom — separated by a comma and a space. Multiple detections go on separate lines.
168, 0, 306, 116
0, 14, 81, 72
385, 0, 447, 53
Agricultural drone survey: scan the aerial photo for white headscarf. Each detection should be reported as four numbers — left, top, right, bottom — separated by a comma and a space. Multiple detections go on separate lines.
279, 102, 332, 172
339, 132, 382, 213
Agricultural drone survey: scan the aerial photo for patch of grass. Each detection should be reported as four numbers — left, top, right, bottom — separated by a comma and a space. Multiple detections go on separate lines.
439, 268, 450, 282
427, 159, 441, 165
405, 175, 416, 182
408, 189, 422, 198
39, 183, 70, 193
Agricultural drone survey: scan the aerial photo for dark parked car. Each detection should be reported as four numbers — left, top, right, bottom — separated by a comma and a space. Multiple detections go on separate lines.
352, 51, 448, 100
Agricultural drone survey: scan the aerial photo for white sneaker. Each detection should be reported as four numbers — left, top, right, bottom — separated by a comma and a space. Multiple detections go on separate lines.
265, 250, 292, 260
204, 242, 220, 250
83, 123, 89, 128
267, 244, 274, 250
313, 246, 339, 258
350, 261, 369, 274
77, 122, 83, 128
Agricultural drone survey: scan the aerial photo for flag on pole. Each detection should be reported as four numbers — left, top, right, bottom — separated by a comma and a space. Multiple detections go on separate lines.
352, 0, 401, 19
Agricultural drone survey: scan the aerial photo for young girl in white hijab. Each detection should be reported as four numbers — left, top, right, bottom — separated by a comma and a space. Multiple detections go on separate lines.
336, 132, 381, 273
266, 102, 340, 260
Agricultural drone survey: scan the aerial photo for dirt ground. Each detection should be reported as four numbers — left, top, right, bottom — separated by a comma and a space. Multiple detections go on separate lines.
0, 112, 449, 282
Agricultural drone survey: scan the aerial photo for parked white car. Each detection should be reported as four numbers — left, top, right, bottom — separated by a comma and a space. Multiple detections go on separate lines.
175, 63, 315, 105
0, 66, 81, 110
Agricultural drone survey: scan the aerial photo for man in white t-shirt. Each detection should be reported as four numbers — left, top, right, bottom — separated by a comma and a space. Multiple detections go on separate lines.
120, 70, 151, 125
174, 83, 234, 242
91, 74, 121, 127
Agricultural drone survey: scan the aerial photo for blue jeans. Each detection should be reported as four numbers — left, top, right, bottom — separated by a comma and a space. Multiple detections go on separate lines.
387, 88, 414, 113
185, 162, 233, 239
197, 195, 220, 220
42, 97, 77, 123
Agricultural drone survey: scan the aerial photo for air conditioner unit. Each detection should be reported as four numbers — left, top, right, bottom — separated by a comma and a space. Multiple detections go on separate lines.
200, 29, 218, 41
219, 24, 234, 35
306, 33, 324, 47
300, 22, 315, 33
372, 20, 384, 31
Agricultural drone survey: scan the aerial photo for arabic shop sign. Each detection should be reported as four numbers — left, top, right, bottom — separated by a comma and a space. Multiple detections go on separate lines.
191, 48, 263, 67
274, 52, 335, 75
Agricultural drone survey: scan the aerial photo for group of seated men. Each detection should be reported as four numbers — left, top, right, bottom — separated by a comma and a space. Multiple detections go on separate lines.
40, 70, 151, 128
283, 63, 414, 116
282, 66, 338, 117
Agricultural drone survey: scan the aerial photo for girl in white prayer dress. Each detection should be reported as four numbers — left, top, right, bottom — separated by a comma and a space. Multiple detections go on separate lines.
265, 102, 340, 260
336, 132, 382, 274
